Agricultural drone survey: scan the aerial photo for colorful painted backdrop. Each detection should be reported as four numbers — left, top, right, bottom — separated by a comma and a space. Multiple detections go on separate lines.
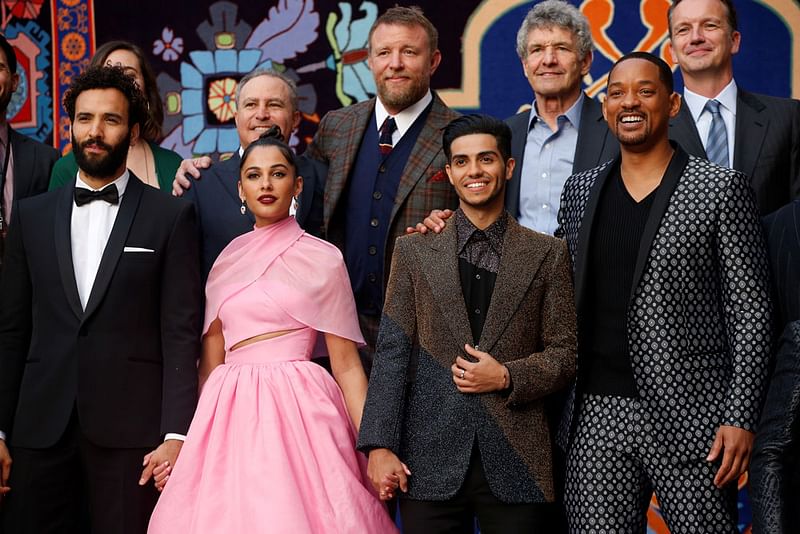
4, 1, 799, 532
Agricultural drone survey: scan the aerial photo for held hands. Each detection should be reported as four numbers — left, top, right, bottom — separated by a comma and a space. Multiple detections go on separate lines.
405, 209, 453, 235
0, 439, 11, 499
172, 156, 213, 196
452, 344, 510, 394
367, 448, 411, 501
707, 425, 754, 488
140, 439, 183, 492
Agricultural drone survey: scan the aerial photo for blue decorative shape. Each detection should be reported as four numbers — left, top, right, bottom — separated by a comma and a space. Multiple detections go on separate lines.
189, 50, 216, 74
182, 114, 205, 143
180, 62, 204, 89
238, 49, 262, 72
181, 89, 203, 115
194, 128, 218, 153
218, 128, 240, 152
214, 49, 238, 73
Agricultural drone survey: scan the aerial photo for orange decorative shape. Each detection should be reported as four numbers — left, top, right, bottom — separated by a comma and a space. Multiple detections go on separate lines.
207, 77, 238, 123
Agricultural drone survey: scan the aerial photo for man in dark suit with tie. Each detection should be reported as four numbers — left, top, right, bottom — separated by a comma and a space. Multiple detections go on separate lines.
305, 6, 460, 355
667, 0, 800, 215
505, 0, 618, 234
0, 34, 59, 265
0, 65, 200, 532
557, 52, 771, 532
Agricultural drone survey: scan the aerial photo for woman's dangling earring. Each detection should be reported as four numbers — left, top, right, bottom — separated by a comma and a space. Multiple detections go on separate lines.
240, 198, 246, 215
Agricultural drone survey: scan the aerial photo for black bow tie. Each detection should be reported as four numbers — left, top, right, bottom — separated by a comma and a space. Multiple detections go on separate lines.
74, 184, 119, 207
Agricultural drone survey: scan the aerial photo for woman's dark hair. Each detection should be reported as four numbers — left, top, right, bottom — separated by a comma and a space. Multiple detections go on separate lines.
239, 126, 298, 175
91, 40, 164, 142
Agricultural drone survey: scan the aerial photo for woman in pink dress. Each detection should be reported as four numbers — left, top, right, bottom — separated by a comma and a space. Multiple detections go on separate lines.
147, 132, 397, 533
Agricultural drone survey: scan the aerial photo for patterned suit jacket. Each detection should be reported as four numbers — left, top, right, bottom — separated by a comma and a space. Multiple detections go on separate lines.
305, 93, 460, 280
669, 89, 800, 215
555, 145, 773, 459
358, 215, 577, 503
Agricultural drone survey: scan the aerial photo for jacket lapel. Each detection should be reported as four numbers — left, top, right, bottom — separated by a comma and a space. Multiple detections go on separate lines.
573, 160, 615, 312
628, 145, 689, 302
323, 102, 372, 227
669, 100, 706, 158
505, 111, 530, 219
733, 90, 767, 180
53, 179, 83, 319
81, 176, 144, 322
573, 95, 612, 172
478, 217, 541, 353
418, 223, 473, 348
392, 94, 453, 217
217, 154, 255, 225
8, 129, 33, 198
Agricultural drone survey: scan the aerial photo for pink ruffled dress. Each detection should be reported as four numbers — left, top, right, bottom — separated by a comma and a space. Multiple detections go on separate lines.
148, 217, 397, 533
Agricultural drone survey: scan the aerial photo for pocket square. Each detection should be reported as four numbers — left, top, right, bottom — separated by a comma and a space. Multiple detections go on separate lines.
123, 246, 155, 253
428, 170, 447, 183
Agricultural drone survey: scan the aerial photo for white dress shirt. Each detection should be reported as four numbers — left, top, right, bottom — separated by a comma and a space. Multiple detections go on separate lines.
374, 90, 433, 146
683, 79, 738, 168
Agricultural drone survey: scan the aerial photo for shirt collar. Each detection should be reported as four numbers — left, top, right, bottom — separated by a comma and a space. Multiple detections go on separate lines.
75, 169, 131, 198
684, 78, 738, 121
454, 209, 508, 256
375, 90, 433, 138
528, 92, 585, 131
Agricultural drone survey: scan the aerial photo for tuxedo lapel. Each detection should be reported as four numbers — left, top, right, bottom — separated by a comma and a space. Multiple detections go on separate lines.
324, 102, 372, 226
82, 176, 144, 322
670, 101, 706, 157
8, 130, 33, 198
629, 146, 689, 302
418, 224, 473, 348
573, 161, 614, 311
54, 180, 83, 320
479, 218, 540, 353
733, 90, 767, 180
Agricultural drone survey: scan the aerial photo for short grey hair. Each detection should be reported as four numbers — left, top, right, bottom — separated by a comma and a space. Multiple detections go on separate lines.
235, 68, 298, 112
515, 0, 593, 60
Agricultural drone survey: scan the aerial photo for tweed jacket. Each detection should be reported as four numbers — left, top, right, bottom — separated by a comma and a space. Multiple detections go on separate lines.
357, 215, 577, 503
555, 145, 773, 459
305, 93, 460, 281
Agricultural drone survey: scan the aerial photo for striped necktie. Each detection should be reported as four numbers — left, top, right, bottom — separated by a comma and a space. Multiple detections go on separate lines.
705, 99, 729, 167
379, 116, 397, 156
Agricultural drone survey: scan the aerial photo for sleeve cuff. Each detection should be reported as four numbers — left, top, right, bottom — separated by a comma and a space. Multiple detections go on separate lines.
164, 433, 186, 442
0, 430, 6, 441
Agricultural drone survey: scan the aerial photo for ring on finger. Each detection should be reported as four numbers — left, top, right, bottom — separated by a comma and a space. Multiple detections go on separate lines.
460, 369, 465, 380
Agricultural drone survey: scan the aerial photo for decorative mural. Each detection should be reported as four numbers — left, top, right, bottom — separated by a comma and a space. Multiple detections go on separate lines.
3, 2, 800, 531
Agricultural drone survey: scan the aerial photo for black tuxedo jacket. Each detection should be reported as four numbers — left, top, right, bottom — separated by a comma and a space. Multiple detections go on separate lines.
505, 94, 619, 219
0, 175, 201, 449
184, 153, 326, 281
763, 199, 800, 327
8, 128, 59, 202
669, 89, 800, 215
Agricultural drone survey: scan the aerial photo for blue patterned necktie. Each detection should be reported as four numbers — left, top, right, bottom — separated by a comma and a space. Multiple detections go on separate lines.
378, 116, 397, 156
705, 99, 729, 167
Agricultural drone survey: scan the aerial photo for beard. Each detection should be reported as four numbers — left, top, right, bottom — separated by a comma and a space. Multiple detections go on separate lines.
375, 74, 429, 112
72, 131, 131, 180
614, 121, 651, 147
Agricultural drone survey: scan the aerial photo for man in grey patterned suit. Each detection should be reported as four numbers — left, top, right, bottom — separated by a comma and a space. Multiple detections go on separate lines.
555, 52, 772, 532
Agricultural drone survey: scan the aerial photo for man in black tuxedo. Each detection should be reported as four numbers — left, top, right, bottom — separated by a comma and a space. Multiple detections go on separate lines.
0, 65, 200, 533
0, 34, 58, 265
667, 0, 799, 215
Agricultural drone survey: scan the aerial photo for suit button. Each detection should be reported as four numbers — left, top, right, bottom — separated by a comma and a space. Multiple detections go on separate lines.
373, 191, 382, 200
368, 246, 377, 255
370, 218, 379, 227
379, 165, 387, 173
474, 309, 481, 315
368, 273, 377, 283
